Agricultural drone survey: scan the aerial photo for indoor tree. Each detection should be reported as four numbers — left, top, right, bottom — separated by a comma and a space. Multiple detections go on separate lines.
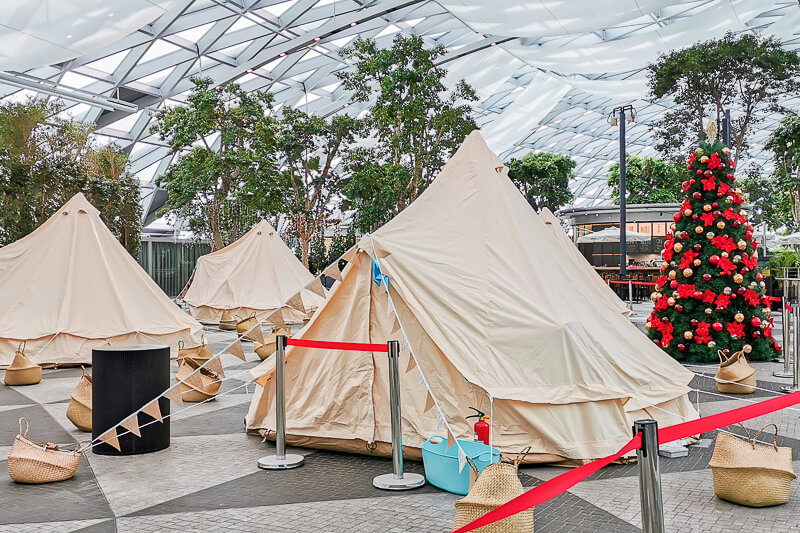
765, 114, 800, 230
647, 140, 779, 362
606, 155, 684, 204
648, 33, 800, 164
152, 78, 280, 250
0, 98, 141, 255
338, 35, 477, 232
505, 152, 575, 212
245, 108, 362, 268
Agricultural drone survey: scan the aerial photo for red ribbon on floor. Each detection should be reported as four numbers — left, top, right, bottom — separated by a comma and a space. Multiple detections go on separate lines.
286, 338, 389, 352
453, 390, 800, 533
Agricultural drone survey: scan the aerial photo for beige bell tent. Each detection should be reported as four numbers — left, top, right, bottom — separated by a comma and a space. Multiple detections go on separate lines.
182, 220, 324, 324
539, 208, 630, 316
246, 131, 697, 463
0, 193, 202, 367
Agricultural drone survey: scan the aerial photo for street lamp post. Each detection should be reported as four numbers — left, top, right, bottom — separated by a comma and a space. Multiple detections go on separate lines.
609, 105, 636, 280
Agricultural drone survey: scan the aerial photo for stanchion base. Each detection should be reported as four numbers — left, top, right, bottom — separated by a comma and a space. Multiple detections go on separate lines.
372, 472, 425, 490
258, 454, 304, 470
774, 371, 794, 378
780, 385, 800, 394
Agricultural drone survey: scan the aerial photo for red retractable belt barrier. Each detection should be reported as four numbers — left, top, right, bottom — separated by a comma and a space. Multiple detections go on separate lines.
607, 280, 657, 286
453, 390, 800, 533
286, 338, 389, 352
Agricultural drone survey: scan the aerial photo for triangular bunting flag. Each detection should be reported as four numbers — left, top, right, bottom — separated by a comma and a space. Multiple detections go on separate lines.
342, 246, 357, 264
418, 371, 426, 391
248, 324, 265, 344
204, 356, 224, 377
163, 386, 184, 406
308, 277, 326, 298
99, 428, 121, 451
225, 339, 246, 361
141, 400, 163, 423
391, 317, 401, 337
253, 373, 270, 387
458, 445, 467, 473
120, 414, 142, 438
446, 427, 455, 450
424, 391, 435, 413
287, 292, 305, 313
406, 354, 417, 374
324, 263, 343, 282
269, 308, 286, 329
182, 369, 204, 390
400, 334, 409, 353
386, 299, 395, 316
436, 411, 446, 431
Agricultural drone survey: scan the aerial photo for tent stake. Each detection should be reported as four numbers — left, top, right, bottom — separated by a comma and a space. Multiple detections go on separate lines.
373, 340, 425, 490
258, 335, 304, 470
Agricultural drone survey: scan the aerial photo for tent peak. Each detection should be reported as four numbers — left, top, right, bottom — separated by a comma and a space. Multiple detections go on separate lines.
61, 192, 100, 216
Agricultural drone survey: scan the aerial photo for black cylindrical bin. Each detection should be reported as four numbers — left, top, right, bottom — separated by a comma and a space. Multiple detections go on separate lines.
92, 344, 170, 455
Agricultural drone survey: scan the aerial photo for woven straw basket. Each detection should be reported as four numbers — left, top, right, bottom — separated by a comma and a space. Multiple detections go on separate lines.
219, 310, 237, 331
236, 314, 261, 342
176, 359, 222, 402
177, 336, 213, 364
66, 367, 92, 432
709, 424, 796, 507
716, 350, 756, 394
8, 418, 81, 484
254, 328, 291, 360
453, 452, 534, 533
4, 342, 42, 386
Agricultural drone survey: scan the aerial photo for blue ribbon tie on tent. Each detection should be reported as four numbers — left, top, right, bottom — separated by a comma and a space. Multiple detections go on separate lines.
372, 259, 389, 287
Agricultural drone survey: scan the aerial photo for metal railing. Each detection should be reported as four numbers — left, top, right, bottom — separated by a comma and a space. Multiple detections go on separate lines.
137, 237, 210, 297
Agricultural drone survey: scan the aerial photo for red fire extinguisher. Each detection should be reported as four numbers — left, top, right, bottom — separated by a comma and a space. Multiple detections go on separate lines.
467, 407, 490, 445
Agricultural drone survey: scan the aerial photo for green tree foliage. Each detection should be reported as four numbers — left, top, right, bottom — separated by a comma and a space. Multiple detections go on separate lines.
245, 108, 362, 267
765, 114, 800, 230
338, 35, 477, 231
152, 78, 279, 250
505, 152, 574, 212
0, 99, 141, 256
648, 33, 800, 164
738, 164, 791, 230
606, 155, 684, 204
306, 230, 357, 275
647, 141, 778, 362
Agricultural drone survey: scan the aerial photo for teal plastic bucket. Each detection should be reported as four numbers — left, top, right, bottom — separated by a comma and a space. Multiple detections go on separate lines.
421, 437, 500, 495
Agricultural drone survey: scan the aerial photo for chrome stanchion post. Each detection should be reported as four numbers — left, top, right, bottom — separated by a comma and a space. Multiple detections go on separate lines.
775, 297, 792, 377
628, 280, 633, 305
781, 305, 800, 393
634, 420, 665, 533
258, 335, 304, 470
373, 340, 425, 490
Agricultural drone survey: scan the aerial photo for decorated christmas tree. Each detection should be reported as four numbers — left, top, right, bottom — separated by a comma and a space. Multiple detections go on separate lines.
647, 137, 781, 363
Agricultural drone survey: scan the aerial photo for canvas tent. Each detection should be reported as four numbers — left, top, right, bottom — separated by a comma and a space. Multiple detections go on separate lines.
0, 193, 202, 367
182, 220, 324, 324
539, 208, 629, 316
246, 131, 697, 463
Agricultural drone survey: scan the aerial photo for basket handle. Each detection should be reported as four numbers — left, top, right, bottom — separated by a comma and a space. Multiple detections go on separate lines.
751, 423, 779, 451
201, 333, 206, 345
18, 417, 29, 437
721, 424, 752, 441
178, 340, 185, 351
17, 340, 26, 354
717, 350, 729, 364
514, 446, 532, 470
80, 365, 89, 379
465, 455, 480, 474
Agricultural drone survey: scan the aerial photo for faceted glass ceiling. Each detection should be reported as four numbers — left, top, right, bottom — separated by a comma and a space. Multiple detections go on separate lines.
2, 0, 799, 220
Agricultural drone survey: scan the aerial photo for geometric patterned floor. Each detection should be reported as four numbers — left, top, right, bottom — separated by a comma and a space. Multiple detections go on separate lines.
3, 322, 800, 532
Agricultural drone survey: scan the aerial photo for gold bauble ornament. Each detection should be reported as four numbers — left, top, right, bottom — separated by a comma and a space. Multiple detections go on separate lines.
735, 312, 745, 322
684, 208, 693, 217
650, 292, 661, 302
737, 240, 747, 250
668, 297, 676, 306
670, 223, 677, 232
673, 243, 683, 252
721, 252, 729, 258
733, 273, 744, 284
693, 259, 702, 266
703, 204, 712, 212
683, 268, 693, 278
700, 155, 709, 163
716, 221, 726, 230
733, 188, 742, 195
725, 196, 733, 205
722, 147, 731, 155
739, 209, 747, 216
662, 261, 669, 270
645, 322, 652, 331
708, 341, 716, 348
706, 232, 715, 240
733, 255, 741, 263
684, 331, 693, 340
760, 281, 766, 288
743, 344, 752, 353
723, 287, 732, 295
695, 226, 704, 234
668, 270, 677, 280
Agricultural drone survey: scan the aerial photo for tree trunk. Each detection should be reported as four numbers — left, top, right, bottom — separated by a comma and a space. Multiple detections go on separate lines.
209, 200, 224, 251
